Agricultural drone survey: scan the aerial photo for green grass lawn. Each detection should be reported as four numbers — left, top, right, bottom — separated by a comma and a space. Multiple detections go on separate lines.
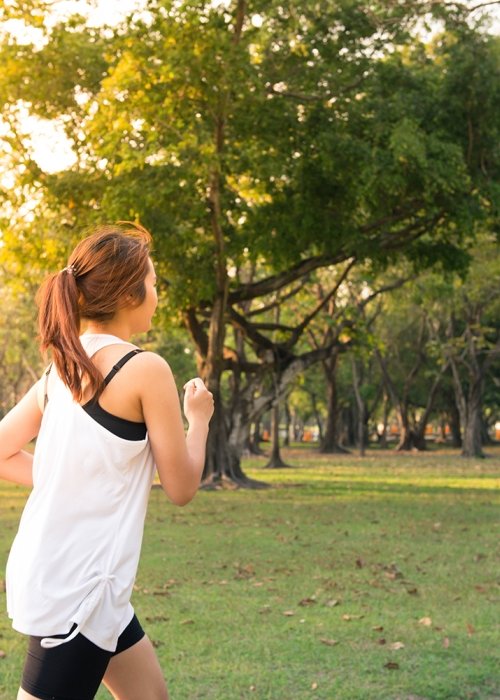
1, 446, 499, 700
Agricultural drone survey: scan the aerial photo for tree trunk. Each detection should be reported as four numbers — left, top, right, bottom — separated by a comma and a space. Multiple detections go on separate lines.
265, 402, 291, 468
197, 0, 260, 487
396, 403, 414, 451
448, 354, 485, 458
188, 300, 267, 489
309, 392, 324, 443
480, 413, 494, 445
462, 402, 483, 457
283, 400, 291, 447
461, 379, 485, 458
437, 415, 447, 443
338, 406, 356, 448
203, 387, 270, 488
351, 356, 366, 456
249, 417, 265, 455
410, 364, 448, 451
357, 406, 366, 456
291, 409, 304, 443
320, 351, 349, 453
375, 345, 425, 452
447, 400, 462, 447
203, 398, 237, 481
377, 392, 390, 448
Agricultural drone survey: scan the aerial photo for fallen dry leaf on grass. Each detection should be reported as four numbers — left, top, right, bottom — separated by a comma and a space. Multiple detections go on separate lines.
320, 638, 339, 646
234, 563, 255, 579
145, 615, 169, 623
384, 661, 400, 670
383, 563, 404, 580
342, 613, 364, 621
325, 599, 340, 607
385, 570, 403, 581
389, 641, 405, 650
419, 616, 432, 626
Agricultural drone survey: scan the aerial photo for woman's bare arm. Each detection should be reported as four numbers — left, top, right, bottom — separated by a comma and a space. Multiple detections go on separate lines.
135, 353, 213, 506
0, 383, 43, 487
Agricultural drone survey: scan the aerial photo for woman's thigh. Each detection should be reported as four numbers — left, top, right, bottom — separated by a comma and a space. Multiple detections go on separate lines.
103, 635, 169, 700
17, 690, 47, 700
20, 630, 112, 699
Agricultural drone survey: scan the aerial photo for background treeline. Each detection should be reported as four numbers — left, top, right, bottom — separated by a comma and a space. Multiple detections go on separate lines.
0, 0, 499, 485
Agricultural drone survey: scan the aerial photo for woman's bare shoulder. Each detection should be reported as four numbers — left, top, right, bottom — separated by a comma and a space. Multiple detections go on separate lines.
133, 350, 172, 372
127, 351, 176, 392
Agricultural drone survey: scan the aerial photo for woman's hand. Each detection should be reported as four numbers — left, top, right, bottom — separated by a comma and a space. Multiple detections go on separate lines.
183, 378, 214, 426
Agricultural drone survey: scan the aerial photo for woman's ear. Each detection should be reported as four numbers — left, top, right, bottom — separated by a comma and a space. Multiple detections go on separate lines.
120, 292, 139, 309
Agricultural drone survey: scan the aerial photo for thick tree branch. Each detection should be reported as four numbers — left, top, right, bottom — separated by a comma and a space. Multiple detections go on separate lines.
248, 340, 351, 422
228, 209, 444, 306
245, 283, 304, 317
228, 251, 348, 304
465, 1, 500, 12
359, 200, 425, 235
184, 308, 209, 358
229, 306, 286, 355
358, 276, 414, 311
228, 259, 355, 354
232, 0, 246, 43
282, 258, 356, 349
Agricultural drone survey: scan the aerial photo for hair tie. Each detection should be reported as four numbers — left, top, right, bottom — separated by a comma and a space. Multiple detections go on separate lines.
62, 264, 76, 276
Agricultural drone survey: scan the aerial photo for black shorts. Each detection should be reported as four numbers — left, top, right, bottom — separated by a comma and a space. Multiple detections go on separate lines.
21, 614, 145, 700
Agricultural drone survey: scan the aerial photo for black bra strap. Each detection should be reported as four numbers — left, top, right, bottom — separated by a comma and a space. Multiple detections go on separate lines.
103, 349, 144, 387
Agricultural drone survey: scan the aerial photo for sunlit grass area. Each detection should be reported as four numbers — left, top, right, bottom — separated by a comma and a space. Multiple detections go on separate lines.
1, 447, 499, 699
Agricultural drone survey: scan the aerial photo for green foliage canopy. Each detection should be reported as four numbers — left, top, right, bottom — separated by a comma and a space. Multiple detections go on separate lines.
1, 1, 498, 308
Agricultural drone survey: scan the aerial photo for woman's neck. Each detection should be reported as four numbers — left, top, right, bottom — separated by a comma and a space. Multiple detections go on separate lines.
83, 320, 132, 342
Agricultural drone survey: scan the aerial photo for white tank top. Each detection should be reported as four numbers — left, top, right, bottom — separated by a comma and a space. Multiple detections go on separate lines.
6, 334, 156, 651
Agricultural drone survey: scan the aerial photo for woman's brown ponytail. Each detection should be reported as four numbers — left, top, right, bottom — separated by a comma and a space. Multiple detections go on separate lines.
36, 222, 152, 402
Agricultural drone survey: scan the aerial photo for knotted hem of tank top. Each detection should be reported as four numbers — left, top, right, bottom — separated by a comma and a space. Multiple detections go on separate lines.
40, 573, 116, 649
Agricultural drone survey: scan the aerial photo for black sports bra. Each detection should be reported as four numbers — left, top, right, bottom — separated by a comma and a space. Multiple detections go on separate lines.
45, 349, 147, 441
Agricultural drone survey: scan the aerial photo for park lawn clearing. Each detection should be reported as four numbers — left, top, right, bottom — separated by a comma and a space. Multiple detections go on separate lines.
0, 447, 498, 700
